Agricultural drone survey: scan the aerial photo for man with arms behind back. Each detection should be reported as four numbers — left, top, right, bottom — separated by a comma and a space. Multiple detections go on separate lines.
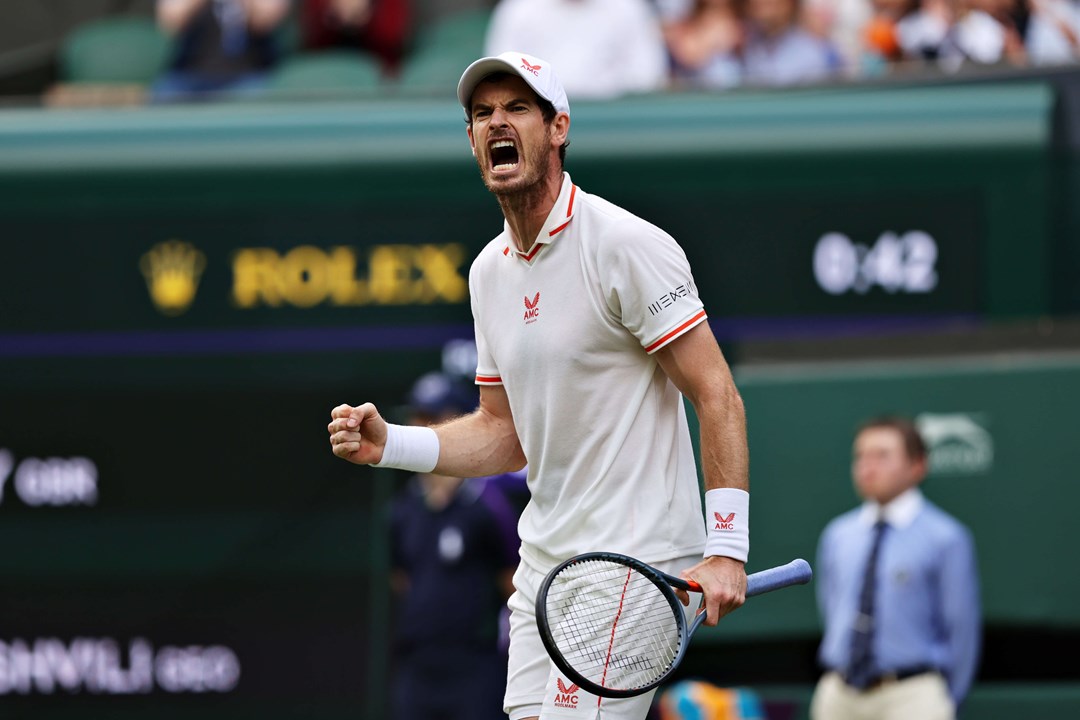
811, 415, 981, 720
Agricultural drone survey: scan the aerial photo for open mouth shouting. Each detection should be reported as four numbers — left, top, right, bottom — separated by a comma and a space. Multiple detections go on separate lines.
489, 139, 519, 173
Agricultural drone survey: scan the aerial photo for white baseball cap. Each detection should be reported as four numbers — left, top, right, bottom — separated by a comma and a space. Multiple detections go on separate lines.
457, 51, 570, 117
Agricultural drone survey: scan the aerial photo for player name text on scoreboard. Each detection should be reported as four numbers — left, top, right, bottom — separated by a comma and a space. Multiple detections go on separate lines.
0, 637, 240, 695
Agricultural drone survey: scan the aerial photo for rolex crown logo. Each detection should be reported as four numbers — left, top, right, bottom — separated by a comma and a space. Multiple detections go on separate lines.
140, 240, 206, 316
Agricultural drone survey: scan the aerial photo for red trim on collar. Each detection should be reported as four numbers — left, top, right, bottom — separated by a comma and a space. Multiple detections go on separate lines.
548, 184, 578, 237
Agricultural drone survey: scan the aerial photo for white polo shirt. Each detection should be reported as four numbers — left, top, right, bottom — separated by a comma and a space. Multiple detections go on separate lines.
469, 172, 708, 572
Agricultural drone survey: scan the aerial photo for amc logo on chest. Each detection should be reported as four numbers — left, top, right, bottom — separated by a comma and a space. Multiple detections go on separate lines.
524, 292, 540, 324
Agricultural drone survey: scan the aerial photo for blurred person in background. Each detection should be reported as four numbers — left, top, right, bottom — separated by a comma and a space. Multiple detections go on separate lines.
388, 369, 523, 720
152, 0, 291, 101
810, 415, 981, 720
800, 0, 872, 76
894, 0, 1026, 70
483, 0, 670, 99
299, 0, 411, 75
993, 0, 1080, 66
663, 0, 746, 89
893, 0, 962, 66
741, 0, 843, 85
856, 0, 918, 74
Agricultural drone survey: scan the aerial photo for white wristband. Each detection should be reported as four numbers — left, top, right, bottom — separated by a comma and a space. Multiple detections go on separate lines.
703, 487, 749, 563
372, 423, 440, 473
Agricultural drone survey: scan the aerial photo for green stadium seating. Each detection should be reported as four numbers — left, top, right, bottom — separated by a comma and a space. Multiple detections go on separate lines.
267, 50, 384, 98
398, 9, 491, 93
59, 15, 172, 85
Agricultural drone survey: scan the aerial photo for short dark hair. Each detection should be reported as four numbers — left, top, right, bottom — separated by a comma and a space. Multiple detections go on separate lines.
856, 415, 927, 461
464, 72, 569, 167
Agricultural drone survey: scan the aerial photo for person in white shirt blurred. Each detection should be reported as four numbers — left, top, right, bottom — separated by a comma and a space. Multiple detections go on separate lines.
483, 0, 670, 99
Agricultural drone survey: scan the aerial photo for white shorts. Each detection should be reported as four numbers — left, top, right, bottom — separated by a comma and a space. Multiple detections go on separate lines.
504, 553, 701, 720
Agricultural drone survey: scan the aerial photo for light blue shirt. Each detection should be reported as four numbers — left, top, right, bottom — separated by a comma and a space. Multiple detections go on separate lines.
815, 488, 982, 706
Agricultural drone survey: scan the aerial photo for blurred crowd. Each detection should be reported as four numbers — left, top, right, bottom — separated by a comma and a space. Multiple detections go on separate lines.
47, 0, 1080, 104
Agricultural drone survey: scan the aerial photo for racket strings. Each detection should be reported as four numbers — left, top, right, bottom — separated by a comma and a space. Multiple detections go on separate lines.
544, 560, 684, 691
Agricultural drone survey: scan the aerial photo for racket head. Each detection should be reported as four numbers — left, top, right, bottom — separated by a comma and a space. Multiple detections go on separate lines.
535, 552, 693, 698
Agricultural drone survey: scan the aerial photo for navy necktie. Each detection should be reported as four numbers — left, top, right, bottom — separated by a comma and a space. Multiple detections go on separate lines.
846, 517, 888, 688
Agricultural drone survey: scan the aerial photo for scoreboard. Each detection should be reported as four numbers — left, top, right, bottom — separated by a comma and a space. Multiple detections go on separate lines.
0, 377, 406, 718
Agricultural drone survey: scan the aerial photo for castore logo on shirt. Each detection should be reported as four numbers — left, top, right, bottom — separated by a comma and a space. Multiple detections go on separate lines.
524, 292, 540, 324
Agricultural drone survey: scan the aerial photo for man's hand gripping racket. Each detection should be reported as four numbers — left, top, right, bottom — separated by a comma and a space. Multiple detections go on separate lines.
536, 552, 812, 698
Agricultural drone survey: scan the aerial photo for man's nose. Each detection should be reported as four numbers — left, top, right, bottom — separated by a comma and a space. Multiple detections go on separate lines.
490, 107, 509, 125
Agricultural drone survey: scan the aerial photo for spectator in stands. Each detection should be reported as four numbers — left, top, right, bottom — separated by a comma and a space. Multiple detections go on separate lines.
801, 0, 872, 76
810, 415, 981, 720
663, 0, 745, 89
152, 0, 291, 102
982, 0, 1080, 66
484, 0, 670, 99
388, 369, 524, 720
893, 0, 959, 66
299, 0, 411, 75
740, 0, 843, 85
893, 0, 1023, 70
856, 0, 918, 74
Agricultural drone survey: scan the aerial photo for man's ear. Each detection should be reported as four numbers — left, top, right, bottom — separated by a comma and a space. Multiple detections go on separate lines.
467, 124, 476, 156
551, 112, 570, 148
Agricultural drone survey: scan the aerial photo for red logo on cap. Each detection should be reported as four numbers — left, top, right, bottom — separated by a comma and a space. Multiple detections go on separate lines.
521, 58, 541, 76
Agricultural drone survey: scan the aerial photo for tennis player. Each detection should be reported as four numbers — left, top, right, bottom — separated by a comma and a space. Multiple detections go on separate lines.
328, 50, 751, 720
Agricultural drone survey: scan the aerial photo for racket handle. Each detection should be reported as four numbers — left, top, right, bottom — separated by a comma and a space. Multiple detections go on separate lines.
688, 558, 813, 633
685, 559, 812, 597
746, 558, 813, 597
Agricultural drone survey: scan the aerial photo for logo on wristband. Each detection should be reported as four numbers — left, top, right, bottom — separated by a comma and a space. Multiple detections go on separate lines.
714, 512, 736, 531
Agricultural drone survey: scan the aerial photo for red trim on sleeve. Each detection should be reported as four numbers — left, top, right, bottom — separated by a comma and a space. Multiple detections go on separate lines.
643, 310, 708, 354
476, 374, 502, 384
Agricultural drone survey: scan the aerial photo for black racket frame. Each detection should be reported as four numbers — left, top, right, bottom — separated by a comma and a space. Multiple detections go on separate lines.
535, 551, 696, 699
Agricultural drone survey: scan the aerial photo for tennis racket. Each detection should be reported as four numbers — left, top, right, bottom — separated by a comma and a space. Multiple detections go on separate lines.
536, 552, 812, 698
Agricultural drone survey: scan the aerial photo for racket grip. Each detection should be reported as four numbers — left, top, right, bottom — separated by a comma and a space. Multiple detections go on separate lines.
685, 579, 703, 593
746, 558, 813, 597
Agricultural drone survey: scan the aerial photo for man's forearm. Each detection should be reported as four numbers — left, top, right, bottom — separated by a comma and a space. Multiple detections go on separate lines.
698, 380, 748, 492
432, 407, 526, 478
